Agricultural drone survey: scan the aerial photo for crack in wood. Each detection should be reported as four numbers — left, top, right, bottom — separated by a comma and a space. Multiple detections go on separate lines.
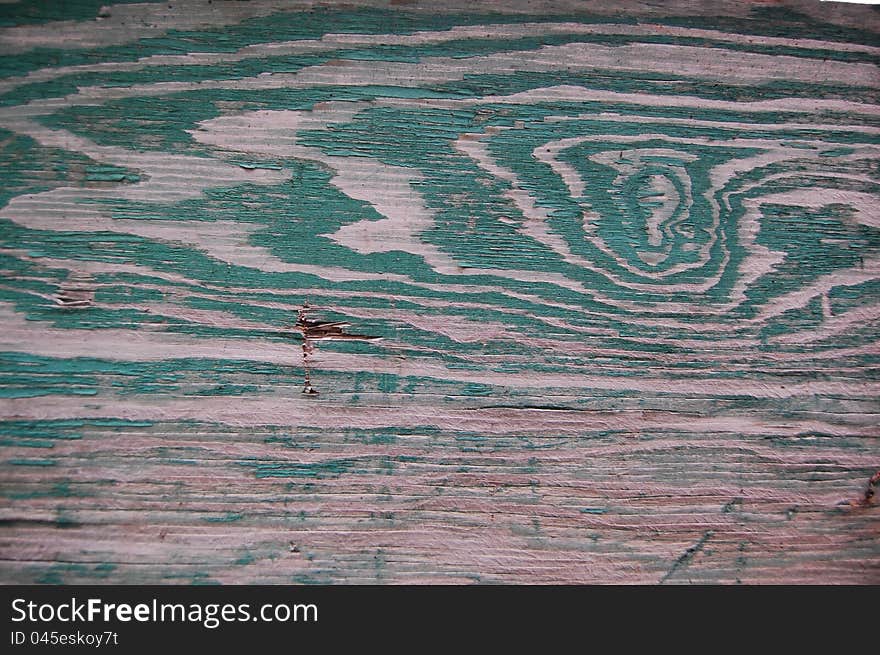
660, 530, 715, 584
292, 301, 381, 395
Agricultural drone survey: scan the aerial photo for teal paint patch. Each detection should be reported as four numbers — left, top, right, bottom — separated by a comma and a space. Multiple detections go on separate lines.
36, 96, 223, 156
247, 459, 353, 479
0, 1, 142, 27
820, 147, 856, 157
7, 458, 56, 466
205, 512, 244, 523
235, 552, 257, 566
461, 383, 493, 396
753, 203, 879, 306
2, 479, 94, 500
0, 129, 126, 207
435, 70, 880, 106
84, 165, 140, 183
32, 561, 117, 584
662, 5, 880, 47
377, 373, 399, 393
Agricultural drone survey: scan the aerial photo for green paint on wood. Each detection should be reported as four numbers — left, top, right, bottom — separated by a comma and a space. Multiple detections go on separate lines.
1, 0, 878, 585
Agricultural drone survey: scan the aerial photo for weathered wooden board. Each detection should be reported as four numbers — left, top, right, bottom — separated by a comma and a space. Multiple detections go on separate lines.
0, 0, 878, 584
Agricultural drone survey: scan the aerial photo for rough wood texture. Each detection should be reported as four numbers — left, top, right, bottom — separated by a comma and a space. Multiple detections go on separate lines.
0, 0, 878, 584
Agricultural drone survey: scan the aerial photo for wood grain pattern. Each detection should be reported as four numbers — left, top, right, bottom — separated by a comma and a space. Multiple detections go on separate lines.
0, 0, 878, 584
